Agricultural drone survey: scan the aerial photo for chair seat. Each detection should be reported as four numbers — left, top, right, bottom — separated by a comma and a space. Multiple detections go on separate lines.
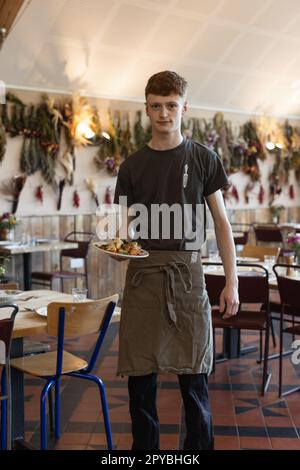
284, 325, 300, 335
11, 350, 87, 377
212, 310, 267, 330
31, 271, 85, 281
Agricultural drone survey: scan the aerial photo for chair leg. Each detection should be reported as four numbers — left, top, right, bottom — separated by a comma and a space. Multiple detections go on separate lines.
48, 388, 54, 432
55, 379, 61, 440
270, 317, 276, 348
40, 381, 54, 450
279, 323, 284, 397
91, 376, 113, 449
6, 365, 12, 450
0, 368, 7, 450
261, 325, 271, 396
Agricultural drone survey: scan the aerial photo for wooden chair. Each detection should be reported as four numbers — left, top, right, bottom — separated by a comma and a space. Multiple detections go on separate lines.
241, 244, 280, 261
204, 263, 271, 395
0, 303, 19, 450
11, 294, 118, 450
253, 224, 283, 244
273, 264, 300, 397
231, 223, 251, 246
31, 231, 94, 292
241, 245, 281, 348
0, 283, 19, 291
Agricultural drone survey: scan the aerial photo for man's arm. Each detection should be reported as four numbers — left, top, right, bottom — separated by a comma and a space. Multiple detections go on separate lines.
205, 190, 239, 318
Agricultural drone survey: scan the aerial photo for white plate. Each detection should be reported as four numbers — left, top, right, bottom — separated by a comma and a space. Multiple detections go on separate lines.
0, 241, 19, 246
35, 306, 47, 316
36, 238, 51, 244
94, 243, 149, 259
0, 290, 23, 302
236, 256, 260, 262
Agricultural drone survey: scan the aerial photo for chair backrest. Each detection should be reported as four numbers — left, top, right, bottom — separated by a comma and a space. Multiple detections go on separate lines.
47, 294, 119, 338
231, 223, 251, 246
60, 231, 94, 259
0, 304, 18, 365
0, 283, 19, 291
241, 244, 280, 261
253, 224, 283, 243
204, 263, 269, 307
273, 264, 300, 314
46, 294, 118, 377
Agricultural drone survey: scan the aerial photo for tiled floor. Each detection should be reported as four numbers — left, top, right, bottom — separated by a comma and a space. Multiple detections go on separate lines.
23, 323, 300, 450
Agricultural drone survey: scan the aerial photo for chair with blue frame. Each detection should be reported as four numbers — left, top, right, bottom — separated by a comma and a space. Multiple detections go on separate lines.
10, 294, 118, 450
0, 303, 19, 450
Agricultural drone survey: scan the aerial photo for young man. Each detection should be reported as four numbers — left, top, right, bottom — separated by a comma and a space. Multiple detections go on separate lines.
114, 71, 239, 450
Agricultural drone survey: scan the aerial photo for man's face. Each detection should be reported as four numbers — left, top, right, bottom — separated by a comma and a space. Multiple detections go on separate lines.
145, 93, 187, 135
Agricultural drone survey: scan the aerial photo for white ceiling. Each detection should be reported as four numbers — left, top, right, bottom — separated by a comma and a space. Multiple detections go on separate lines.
2, 0, 300, 117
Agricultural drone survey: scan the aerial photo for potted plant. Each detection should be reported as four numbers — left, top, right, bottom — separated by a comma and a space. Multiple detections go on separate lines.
0, 212, 17, 241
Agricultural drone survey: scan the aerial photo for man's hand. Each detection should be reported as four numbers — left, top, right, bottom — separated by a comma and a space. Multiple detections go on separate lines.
219, 283, 239, 319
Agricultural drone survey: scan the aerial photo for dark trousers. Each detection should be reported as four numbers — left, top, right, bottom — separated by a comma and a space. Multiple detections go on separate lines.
128, 373, 214, 450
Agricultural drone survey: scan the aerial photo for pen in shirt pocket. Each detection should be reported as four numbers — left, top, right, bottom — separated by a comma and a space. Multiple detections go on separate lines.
183, 164, 188, 188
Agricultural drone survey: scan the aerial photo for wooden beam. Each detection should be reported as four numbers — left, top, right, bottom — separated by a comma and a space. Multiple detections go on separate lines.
0, 0, 24, 36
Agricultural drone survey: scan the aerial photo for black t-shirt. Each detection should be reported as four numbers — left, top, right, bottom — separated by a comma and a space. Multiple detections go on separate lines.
114, 138, 228, 251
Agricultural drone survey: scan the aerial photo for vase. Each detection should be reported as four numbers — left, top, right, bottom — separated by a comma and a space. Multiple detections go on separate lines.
0, 228, 9, 241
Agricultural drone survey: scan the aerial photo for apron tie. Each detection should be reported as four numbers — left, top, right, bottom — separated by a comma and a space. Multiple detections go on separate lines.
131, 262, 192, 331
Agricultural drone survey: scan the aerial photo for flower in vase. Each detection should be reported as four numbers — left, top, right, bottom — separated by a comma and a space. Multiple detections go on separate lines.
286, 233, 300, 261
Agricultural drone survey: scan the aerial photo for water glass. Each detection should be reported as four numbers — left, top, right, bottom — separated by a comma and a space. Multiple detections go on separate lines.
72, 287, 88, 302
264, 255, 276, 271
208, 250, 219, 262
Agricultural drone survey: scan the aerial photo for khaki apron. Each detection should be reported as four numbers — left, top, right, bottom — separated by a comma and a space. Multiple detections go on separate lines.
117, 250, 213, 377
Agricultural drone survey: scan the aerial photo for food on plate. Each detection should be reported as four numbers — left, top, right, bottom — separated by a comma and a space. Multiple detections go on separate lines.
95, 238, 144, 256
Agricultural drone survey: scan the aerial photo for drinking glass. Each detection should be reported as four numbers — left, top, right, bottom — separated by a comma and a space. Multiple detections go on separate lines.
264, 255, 276, 271
72, 287, 88, 302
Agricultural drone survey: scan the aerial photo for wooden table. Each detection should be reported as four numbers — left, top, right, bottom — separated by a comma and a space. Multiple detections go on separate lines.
0, 240, 78, 290
0, 289, 120, 445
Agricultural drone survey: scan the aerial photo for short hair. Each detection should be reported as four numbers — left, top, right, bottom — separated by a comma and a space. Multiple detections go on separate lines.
145, 71, 188, 99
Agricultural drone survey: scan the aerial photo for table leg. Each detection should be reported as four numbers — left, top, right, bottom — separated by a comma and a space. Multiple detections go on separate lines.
11, 338, 24, 441
216, 328, 257, 362
23, 253, 32, 290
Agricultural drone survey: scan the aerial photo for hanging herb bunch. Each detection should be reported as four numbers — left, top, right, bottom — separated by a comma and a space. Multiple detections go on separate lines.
213, 112, 232, 175
133, 110, 146, 150
115, 111, 134, 159
36, 95, 62, 186
94, 111, 121, 176
242, 121, 265, 181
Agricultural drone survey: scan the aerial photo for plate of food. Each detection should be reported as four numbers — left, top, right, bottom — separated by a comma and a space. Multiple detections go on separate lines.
94, 239, 149, 259
0, 289, 23, 303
